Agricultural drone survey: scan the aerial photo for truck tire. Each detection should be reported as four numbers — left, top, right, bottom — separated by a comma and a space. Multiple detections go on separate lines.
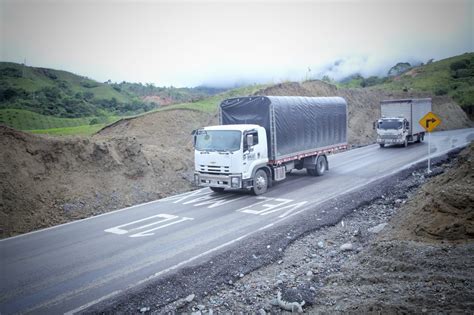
315, 155, 327, 176
379, 143, 385, 148
210, 187, 225, 193
308, 156, 327, 176
252, 169, 268, 195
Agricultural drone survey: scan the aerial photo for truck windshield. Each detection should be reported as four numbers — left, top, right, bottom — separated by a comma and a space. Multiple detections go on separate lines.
378, 120, 402, 130
195, 130, 241, 152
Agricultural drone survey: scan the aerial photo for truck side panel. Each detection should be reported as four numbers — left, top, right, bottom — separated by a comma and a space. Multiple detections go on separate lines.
411, 99, 432, 134
220, 96, 347, 161
381, 102, 411, 124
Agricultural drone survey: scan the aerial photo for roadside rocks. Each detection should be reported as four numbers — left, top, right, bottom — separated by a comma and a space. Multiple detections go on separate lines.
368, 223, 388, 234
339, 243, 354, 251
157, 165, 431, 314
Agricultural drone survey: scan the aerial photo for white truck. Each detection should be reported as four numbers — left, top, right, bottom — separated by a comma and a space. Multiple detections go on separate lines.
192, 96, 348, 195
376, 98, 432, 148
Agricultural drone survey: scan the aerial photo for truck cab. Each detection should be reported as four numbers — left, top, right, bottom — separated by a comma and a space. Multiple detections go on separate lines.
376, 117, 410, 147
193, 124, 270, 194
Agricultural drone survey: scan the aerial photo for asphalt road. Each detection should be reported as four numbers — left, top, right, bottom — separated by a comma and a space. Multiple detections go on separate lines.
1, 128, 472, 314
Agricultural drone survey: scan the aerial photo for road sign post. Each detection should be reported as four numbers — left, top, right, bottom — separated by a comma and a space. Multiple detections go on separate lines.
419, 112, 441, 173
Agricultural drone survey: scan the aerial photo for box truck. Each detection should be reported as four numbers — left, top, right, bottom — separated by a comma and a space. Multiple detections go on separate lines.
376, 98, 432, 148
192, 96, 348, 195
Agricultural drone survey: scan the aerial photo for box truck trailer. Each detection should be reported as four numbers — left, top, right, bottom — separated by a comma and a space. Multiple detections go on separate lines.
192, 96, 348, 195
376, 98, 432, 148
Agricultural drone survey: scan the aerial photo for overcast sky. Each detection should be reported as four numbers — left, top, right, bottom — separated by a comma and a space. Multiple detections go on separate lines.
1, 0, 472, 87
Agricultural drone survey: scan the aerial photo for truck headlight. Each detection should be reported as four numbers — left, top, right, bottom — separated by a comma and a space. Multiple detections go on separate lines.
231, 176, 241, 188
194, 174, 200, 185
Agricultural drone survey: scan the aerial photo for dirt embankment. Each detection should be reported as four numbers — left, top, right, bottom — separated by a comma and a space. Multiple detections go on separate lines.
307, 144, 474, 313
256, 81, 472, 145
0, 109, 216, 237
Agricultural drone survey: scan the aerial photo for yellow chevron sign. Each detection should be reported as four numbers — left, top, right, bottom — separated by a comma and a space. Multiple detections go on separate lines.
419, 112, 441, 132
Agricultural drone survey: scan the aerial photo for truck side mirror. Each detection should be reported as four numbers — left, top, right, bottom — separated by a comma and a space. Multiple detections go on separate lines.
246, 134, 254, 147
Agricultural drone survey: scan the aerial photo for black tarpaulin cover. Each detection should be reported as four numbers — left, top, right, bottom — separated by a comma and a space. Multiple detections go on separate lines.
220, 96, 347, 161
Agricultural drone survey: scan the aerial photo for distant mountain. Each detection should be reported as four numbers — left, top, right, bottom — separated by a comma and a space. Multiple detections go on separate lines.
0, 62, 227, 119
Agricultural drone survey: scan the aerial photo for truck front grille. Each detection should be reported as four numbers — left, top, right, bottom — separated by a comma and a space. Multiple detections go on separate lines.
199, 165, 230, 174
380, 134, 400, 139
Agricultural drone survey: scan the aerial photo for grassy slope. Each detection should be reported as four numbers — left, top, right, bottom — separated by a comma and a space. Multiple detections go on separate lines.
3, 85, 265, 135
0, 62, 132, 103
377, 53, 473, 91
339, 53, 474, 117
0, 109, 119, 133
157, 84, 266, 113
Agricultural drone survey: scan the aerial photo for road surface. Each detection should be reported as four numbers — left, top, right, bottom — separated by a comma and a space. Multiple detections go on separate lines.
1, 128, 472, 314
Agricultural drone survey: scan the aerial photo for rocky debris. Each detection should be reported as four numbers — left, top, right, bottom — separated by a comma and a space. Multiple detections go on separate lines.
367, 222, 387, 234
339, 243, 354, 251
270, 291, 305, 313
185, 294, 196, 303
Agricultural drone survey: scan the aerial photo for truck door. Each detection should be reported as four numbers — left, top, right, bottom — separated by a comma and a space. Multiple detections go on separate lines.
242, 130, 259, 177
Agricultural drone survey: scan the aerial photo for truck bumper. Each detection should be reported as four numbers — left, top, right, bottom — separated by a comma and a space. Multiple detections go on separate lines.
377, 138, 404, 144
194, 173, 243, 189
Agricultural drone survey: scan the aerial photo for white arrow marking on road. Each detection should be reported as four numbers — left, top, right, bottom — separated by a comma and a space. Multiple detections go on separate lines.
105, 214, 193, 237
129, 217, 194, 238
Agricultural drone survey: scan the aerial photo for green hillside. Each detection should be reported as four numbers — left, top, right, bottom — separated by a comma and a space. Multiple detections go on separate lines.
0, 108, 118, 131
158, 84, 266, 113
0, 62, 146, 118
0, 62, 227, 120
339, 53, 474, 117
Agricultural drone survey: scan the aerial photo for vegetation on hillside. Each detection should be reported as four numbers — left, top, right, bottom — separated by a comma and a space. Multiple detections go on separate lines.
113, 82, 225, 105
0, 62, 229, 132
0, 62, 227, 120
338, 53, 474, 117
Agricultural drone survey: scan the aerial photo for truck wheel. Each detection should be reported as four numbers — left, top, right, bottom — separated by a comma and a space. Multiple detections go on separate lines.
379, 143, 385, 148
252, 169, 268, 195
210, 187, 225, 193
315, 155, 327, 176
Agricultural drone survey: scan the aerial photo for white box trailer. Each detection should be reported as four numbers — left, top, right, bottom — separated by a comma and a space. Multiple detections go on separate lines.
376, 98, 432, 147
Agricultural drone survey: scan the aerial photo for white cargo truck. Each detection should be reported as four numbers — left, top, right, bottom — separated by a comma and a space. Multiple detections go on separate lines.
192, 96, 348, 195
375, 98, 432, 148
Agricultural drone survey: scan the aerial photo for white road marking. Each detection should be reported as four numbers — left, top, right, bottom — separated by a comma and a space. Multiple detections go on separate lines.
105, 214, 193, 238
237, 197, 307, 217
130, 217, 194, 238
64, 290, 122, 315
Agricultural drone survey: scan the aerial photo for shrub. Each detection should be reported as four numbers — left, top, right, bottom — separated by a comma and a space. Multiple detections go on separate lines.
0, 67, 22, 77
434, 86, 448, 95
450, 59, 470, 72
89, 118, 99, 125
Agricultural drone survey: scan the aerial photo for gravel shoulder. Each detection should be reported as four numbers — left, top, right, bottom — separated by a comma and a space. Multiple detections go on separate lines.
90, 146, 473, 314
